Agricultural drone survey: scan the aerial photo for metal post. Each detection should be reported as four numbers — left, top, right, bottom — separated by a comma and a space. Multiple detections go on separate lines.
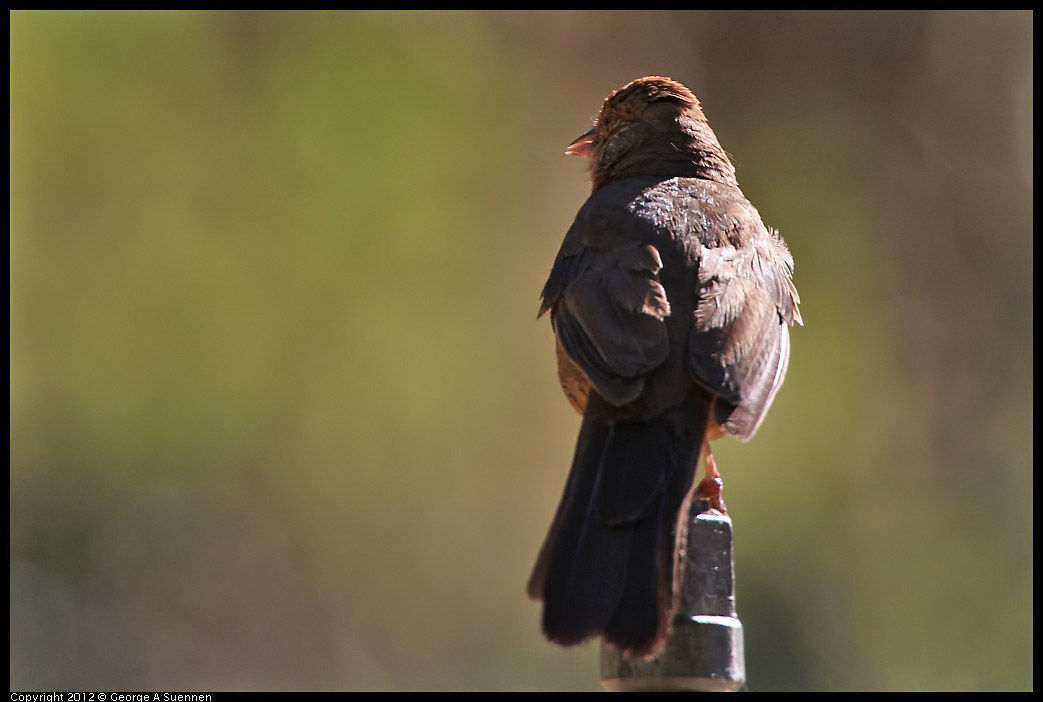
600, 497, 746, 691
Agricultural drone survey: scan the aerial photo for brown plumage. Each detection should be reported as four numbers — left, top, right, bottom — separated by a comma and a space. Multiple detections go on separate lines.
528, 76, 801, 658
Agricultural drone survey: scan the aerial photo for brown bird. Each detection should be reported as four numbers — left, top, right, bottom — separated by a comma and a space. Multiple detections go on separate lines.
527, 76, 801, 658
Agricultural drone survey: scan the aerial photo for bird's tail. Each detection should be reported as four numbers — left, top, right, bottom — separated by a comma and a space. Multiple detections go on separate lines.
527, 399, 705, 657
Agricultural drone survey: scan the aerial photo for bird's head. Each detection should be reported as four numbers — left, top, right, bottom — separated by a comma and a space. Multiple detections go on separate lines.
566, 76, 737, 191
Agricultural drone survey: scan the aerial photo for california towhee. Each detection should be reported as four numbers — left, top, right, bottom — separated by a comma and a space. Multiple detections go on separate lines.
527, 76, 801, 658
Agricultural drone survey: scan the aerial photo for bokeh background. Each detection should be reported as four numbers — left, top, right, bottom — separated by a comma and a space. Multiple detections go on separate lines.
10, 10, 1032, 692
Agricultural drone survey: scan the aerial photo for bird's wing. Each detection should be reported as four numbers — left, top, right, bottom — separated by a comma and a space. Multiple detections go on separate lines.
541, 192, 672, 408
688, 214, 802, 440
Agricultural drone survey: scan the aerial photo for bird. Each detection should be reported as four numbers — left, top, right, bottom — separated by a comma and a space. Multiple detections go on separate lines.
527, 76, 801, 659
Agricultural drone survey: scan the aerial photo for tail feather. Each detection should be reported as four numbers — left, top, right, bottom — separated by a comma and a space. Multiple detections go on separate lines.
526, 417, 611, 601
535, 418, 632, 645
529, 401, 704, 656
603, 486, 665, 655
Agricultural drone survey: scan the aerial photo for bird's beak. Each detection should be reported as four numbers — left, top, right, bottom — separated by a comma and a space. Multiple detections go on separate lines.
565, 128, 597, 159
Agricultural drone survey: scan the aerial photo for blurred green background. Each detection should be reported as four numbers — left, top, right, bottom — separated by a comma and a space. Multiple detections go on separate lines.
10, 10, 1032, 692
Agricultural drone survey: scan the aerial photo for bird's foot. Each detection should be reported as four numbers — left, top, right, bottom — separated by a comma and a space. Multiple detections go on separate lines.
698, 440, 728, 515
695, 474, 728, 516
